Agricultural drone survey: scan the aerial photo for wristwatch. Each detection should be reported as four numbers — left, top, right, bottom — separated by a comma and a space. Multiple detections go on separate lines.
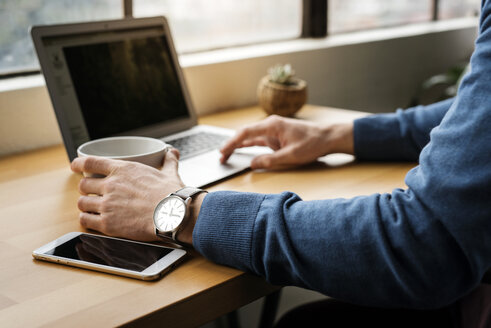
153, 187, 207, 244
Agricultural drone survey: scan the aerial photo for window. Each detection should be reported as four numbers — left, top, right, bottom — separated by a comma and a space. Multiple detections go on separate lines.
0, 0, 481, 76
134, 0, 302, 53
0, 0, 121, 75
329, 0, 480, 34
439, 0, 481, 19
329, 0, 432, 34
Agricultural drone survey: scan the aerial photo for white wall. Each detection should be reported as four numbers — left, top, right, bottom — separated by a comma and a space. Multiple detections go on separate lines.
0, 18, 478, 157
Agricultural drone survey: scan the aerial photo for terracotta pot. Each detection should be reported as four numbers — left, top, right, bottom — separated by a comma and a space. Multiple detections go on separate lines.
257, 76, 307, 117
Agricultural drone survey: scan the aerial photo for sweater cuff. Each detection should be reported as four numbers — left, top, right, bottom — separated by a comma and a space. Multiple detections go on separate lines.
193, 191, 266, 271
353, 112, 407, 161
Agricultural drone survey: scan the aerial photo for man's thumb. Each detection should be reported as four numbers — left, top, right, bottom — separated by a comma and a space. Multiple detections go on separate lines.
161, 147, 180, 173
251, 154, 276, 169
251, 148, 291, 170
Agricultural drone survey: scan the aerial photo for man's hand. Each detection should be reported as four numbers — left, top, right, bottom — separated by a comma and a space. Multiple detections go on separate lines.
71, 149, 190, 242
220, 115, 354, 169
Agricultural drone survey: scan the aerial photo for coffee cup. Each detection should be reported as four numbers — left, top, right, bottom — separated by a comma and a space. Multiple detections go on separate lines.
77, 136, 170, 177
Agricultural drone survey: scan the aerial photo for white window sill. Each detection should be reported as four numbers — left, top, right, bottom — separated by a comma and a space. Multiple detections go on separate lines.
0, 17, 478, 94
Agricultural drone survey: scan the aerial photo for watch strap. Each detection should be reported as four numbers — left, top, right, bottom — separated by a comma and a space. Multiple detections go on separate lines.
155, 228, 172, 239
155, 228, 185, 248
172, 186, 207, 200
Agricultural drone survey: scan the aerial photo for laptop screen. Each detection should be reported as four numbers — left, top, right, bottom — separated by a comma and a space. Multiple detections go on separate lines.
40, 25, 190, 148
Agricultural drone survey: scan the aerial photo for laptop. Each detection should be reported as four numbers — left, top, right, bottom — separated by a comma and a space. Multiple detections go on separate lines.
31, 16, 265, 187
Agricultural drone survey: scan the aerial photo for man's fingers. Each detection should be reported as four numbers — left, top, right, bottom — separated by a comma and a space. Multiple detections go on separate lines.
161, 147, 180, 175
220, 136, 282, 164
77, 195, 103, 213
79, 212, 104, 233
71, 156, 117, 176
243, 136, 281, 150
78, 177, 105, 195
241, 137, 269, 148
220, 118, 280, 163
250, 148, 293, 170
221, 124, 269, 155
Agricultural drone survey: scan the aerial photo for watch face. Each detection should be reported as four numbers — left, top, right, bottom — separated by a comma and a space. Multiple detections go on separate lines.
154, 196, 186, 232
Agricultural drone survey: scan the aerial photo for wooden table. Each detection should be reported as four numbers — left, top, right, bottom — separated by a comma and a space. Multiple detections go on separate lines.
0, 105, 415, 327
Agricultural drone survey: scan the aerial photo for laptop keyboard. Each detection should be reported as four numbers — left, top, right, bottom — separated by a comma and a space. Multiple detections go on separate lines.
165, 132, 230, 160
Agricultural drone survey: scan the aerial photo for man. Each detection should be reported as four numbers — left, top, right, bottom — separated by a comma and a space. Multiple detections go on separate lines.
71, 1, 491, 326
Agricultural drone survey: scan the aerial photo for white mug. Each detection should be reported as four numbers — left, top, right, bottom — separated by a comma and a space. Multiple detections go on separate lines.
77, 136, 171, 177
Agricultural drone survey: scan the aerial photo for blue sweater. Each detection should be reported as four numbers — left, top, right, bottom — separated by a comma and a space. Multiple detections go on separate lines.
193, 1, 491, 309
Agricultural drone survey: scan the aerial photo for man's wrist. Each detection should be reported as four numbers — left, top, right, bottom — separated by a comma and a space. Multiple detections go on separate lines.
324, 122, 354, 155
176, 192, 207, 245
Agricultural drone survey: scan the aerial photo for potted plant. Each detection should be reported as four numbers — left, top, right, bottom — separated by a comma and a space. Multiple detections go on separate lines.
257, 63, 307, 117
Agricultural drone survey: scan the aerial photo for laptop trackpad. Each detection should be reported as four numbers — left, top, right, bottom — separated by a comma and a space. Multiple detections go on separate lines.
178, 150, 253, 187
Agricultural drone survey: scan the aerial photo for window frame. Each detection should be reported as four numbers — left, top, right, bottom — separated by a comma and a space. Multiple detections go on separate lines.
433, 0, 441, 21
0, 0, 461, 79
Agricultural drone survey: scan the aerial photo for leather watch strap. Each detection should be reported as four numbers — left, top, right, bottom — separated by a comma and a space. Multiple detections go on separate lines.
173, 186, 206, 199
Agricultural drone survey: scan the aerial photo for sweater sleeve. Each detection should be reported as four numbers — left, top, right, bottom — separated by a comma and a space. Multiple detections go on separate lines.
353, 98, 453, 161
194, 1, 491, 309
